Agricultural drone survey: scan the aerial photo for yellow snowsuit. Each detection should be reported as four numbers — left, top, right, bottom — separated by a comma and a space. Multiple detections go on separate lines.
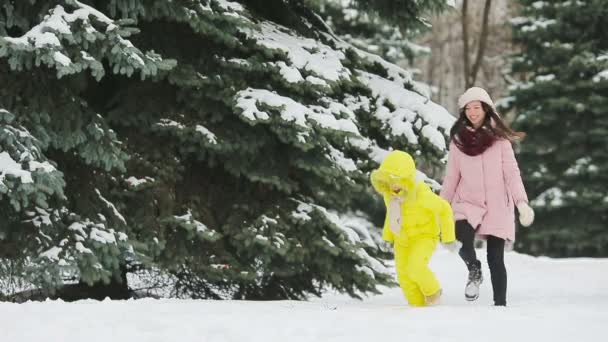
371, 151, 456, 306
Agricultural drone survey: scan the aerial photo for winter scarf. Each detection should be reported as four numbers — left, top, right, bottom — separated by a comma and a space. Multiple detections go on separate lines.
454, 126, 496, 156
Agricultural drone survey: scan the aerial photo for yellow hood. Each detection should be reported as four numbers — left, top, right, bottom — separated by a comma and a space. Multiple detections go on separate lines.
370, 150, 416, 196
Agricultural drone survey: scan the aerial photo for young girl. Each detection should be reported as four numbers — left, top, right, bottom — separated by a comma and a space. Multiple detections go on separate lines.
440, 87, 534, 306
371, 150, 460, 306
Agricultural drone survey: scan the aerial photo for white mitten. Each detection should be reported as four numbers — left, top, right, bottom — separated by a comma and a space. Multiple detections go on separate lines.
517, 202, 535, 227
388, 196, 402, 234
442, 240, 463, 253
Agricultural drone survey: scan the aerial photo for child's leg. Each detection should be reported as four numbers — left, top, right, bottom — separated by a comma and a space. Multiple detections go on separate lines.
487, 236, 507, 306
394, 244, 425, 306
403, 239, 441, 298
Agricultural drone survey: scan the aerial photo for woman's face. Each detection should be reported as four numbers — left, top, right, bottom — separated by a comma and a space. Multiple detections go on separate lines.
464, 101, 486, 129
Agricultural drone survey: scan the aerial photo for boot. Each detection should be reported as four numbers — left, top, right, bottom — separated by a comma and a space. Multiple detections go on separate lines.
465, 261, 483, 301
425, 288, 442, 306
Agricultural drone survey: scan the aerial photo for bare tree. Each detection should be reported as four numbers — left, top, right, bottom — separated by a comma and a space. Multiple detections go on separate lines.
404, 0, 517, 115
462, 0, 492, 88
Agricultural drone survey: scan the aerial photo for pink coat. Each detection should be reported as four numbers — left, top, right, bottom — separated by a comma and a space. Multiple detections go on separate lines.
440, 139, 529, 241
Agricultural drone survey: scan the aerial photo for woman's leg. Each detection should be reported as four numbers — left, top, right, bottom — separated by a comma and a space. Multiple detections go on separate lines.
486, 236, 507, 306
455, 220, 483, 300
456, 220, 479, 269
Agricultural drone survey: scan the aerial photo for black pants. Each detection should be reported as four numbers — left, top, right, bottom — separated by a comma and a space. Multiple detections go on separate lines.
456, 220, 507, 306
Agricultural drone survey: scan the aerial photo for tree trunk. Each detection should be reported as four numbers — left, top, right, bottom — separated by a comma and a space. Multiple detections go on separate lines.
53, 272, 131, 301
462, 0, 470, 88
469, 0, 492, 87
408, 0, 517, 115
4, 265, 131, 303
462, 0, 492, 89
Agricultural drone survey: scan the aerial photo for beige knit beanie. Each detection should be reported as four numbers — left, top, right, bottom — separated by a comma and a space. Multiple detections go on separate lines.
458, 87, 495, 109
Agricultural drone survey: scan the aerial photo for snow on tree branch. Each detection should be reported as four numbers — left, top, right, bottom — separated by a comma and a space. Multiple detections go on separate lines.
0, 0, 174, 80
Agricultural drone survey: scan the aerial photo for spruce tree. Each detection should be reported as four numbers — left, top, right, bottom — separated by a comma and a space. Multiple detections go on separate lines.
310, 0, 452, 64
510, 0, 608, 257
1, 0, 455, 300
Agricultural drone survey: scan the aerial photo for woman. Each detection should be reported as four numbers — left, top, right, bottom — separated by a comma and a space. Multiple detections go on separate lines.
440, 87, 535, 306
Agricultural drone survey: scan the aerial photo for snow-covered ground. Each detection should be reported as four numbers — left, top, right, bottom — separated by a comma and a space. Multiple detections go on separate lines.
2, 249, 606, 342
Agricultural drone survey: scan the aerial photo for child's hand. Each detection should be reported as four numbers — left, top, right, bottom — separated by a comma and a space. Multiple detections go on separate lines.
442, 240, 463, 253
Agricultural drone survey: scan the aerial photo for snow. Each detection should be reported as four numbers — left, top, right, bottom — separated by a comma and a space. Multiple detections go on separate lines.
75, 241, 92, 254
227, 58, 250, 66
89, 227, 117, 244
564, 157, 598, 175
321, 236, 335, 248
531, 187, 565, 207
260, 215, 278, 225
542, 42, 573, 50
72, 0, 113, 24
117, 232, 128, 241
0, 151, 33, 183
174, 210, 212, 234
1, 250, 606, 341
255, 235, 269, 242
28, 160, 56, 173
25, 207, 53, 228
1, 1, 149, 77
235, 88, 360, 136
2, 2, 111, 49
40, 247, 62, 261
304, 203, 358, 242
195, 125, 218, 144
214, 0, 245, 13
535, 74, 555, 82
95, 189, 127, 225
520, 19, 557, 32
531, 1, 548, 9
235, 15, 455, 185
245, 22, 352, 83
326, 145, 357, 172
291, 200, 391, 276
292, 203, 313, 221
68, 222, 87, 237
340, 213, 382, 248
509, 17, 529, 26
154, 119, 218, 145
358, 71, 455, 150
324, 100, 357, 121
594, 54, 608, 82
274, 61, 304, 83
248, 215, 286, 250
593, 69, 608, 83
305, 75, 327, 86
378, 107, 415, 143
125, 176, 153, 187
508, 81, 533, 91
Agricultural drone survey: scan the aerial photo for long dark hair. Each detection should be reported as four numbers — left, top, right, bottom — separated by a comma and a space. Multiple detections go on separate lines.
449, 102, 525, 155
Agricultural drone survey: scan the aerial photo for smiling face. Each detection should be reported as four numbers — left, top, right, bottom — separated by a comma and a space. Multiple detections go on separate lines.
464, 101, 486, 129
390, 184, 403, 194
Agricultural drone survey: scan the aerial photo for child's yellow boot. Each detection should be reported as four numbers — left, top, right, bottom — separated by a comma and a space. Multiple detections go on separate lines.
425, 288, 442, 306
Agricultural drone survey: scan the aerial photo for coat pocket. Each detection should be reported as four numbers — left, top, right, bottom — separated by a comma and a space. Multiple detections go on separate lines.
505, 185, 513, 208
